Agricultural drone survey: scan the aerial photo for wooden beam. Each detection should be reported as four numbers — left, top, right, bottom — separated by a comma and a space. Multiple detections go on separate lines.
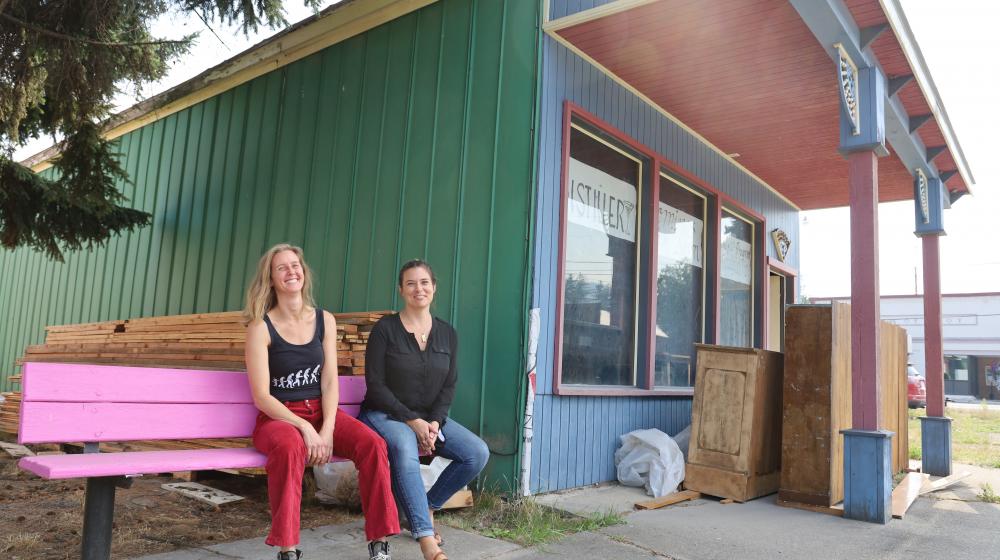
926, 145, 947, 162
908, 113, 933, 134
939, 170, 957, 182
888, 74, 914, 97
859, 24, 889, 50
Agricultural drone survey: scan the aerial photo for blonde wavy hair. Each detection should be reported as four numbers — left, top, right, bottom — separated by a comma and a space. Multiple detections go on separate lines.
243, 243, 316, 323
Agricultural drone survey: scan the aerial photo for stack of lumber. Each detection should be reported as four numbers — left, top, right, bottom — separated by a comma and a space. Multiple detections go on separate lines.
20, 312, 245, 370
334, 311, 385, 375
19, 310, 390, 372
0, 375, 21, 434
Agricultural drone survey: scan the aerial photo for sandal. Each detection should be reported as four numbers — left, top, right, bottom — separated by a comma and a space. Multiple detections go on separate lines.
434, 532, 444, 547
430, 552, 448, 560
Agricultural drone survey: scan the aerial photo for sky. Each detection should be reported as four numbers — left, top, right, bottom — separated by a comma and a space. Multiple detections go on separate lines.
12, 0, 996, 299
800, 0, 999, 298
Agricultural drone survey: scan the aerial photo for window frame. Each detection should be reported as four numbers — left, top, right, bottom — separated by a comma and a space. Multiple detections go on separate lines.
553, 102, 768, 397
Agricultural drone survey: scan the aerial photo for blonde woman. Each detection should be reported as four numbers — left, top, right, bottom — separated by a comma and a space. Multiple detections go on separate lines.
244, 244, 399, 560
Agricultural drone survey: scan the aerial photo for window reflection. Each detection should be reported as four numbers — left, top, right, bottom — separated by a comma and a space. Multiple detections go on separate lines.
655, 176, 705, 387
720, 211, 754, 347
561, 125, 641, 386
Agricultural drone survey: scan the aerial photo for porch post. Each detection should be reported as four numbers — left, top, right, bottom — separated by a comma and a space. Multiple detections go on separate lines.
837, 58, 893, 524
914, 175, 952, 475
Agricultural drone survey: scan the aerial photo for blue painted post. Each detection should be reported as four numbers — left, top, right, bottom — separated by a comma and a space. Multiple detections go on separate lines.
842, 429, 894, 523
921, 414, 953, 476
837, 53, 894, 523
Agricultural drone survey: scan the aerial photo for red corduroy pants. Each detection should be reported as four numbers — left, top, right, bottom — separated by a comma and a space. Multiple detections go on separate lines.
252, 400, 399, 546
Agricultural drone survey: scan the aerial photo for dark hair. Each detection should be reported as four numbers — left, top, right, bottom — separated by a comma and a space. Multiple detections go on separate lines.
398, 259, 437, 287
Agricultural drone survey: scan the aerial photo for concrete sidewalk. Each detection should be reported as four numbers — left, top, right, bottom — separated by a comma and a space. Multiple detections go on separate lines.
136, 464, 1000, 560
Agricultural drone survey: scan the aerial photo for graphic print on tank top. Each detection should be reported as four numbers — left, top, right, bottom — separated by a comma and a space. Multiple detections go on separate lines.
264, 308, 325, 401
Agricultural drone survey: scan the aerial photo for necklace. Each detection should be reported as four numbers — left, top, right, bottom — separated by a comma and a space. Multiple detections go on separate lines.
401, 313, 430, 344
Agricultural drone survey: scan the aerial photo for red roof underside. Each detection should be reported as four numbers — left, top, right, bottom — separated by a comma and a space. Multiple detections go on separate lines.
556, 0, 966, 210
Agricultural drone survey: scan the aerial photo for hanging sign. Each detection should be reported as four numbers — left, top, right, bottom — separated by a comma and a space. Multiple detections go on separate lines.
721, 235, 752, 285
567, 158, 637, 242
659, 203, 704, 265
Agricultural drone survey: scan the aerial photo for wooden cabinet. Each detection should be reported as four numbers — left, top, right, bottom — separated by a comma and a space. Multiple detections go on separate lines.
779, 303, 908, 507
684, 344, 784, 502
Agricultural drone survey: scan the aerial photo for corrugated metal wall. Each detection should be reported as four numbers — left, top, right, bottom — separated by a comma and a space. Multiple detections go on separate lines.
528, 36, 800, 493
0, 0, 539, 488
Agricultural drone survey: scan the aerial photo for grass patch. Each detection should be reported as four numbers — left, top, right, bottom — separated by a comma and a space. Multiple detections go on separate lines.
0, 533, 42, 553
440, 492, 623, 547
979, 484, 1000, 504
908, 407, 1000, 469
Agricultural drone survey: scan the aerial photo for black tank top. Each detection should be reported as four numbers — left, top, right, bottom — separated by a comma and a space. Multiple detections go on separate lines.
264, 308, 324, 401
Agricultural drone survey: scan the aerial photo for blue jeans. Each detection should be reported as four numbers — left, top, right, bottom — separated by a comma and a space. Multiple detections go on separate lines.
360, 409, 489, 540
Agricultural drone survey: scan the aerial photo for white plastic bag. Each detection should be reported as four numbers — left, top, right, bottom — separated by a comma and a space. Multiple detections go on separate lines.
421, 457, 453, 491
614, 428, 685, 498
313, 462, 361, 507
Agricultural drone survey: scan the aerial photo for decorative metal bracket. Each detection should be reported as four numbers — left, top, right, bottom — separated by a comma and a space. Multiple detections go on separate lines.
771, 228, 791, 262
916, 169, 930, 224
835, 43, 860, 136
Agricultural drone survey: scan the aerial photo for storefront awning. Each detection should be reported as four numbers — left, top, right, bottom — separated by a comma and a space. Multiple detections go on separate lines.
546, 0, 973, 210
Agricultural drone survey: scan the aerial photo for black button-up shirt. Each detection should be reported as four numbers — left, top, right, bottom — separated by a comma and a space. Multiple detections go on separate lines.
362, 314, 458, 425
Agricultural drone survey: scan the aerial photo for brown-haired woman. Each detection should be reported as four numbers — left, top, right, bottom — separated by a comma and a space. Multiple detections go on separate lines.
244, 243, 399, 560
360, 259, 490, 560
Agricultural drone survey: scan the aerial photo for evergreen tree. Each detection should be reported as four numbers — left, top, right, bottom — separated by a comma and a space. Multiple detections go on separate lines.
0, 0, 318, 260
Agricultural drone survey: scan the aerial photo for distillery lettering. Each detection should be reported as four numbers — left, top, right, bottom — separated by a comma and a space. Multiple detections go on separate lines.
570, 178, 636, 239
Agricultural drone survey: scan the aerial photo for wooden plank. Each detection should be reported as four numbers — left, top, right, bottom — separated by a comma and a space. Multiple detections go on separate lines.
920, 471, 971, 494
440, 489, 474, 510
776, 498, 844, 517
891, 472, 930, 519
21, 363, 253, 403
19, 447, 267, 479
18, 401, 260, 443
634, 490, 700, 510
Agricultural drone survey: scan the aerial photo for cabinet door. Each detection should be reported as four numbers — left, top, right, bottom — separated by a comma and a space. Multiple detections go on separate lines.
689, 348, 756, 473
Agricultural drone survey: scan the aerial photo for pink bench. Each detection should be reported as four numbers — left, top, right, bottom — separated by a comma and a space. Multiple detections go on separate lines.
17, 362, 366, 560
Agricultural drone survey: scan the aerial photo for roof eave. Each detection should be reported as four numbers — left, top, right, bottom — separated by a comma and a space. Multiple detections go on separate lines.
879, 0, 976, 193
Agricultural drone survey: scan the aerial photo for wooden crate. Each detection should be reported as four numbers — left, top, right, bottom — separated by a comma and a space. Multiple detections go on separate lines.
779, 303, 908, 507
684, 344, 783, 502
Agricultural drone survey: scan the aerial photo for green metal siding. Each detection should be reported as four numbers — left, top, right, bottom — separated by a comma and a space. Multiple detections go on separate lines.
0, 0, 538, 489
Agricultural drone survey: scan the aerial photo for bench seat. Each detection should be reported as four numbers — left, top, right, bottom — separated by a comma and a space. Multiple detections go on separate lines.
16, 362, 370, 560
20, 447, 352, 480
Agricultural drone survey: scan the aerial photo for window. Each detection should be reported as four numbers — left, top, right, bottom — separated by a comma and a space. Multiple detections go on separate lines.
654, 175, 707, 387
719, 210, 754, 347
560, 123, 644, 386
555, 105, 765, 394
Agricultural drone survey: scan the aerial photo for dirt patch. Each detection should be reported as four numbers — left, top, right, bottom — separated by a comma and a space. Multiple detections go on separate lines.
0, 451, 361, 559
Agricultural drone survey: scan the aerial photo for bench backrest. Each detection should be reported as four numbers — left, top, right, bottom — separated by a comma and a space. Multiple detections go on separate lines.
17, 362, 366, 445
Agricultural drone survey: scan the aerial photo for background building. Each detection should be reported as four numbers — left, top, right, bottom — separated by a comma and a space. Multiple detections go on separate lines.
813, 293, 1000, 400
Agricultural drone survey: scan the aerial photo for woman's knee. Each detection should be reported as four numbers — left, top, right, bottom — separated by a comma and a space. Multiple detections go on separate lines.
469, 437, 490, 471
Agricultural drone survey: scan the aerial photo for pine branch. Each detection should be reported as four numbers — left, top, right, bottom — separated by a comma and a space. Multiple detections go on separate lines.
0, 12, 189, 47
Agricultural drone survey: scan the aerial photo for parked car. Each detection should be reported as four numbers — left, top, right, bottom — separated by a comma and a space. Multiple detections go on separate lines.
908, 366, 927, 408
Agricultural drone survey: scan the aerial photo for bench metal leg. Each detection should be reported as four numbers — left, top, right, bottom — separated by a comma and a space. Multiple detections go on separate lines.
81, 476, 117, 560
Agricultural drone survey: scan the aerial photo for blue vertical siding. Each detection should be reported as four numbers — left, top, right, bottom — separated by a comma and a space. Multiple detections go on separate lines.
529, 35, 800, 493
548, 0, 616, 20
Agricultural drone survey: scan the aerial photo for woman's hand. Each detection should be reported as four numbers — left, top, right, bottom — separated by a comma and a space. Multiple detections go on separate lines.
301, 423, 332, 466
406, 418, 437, 453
